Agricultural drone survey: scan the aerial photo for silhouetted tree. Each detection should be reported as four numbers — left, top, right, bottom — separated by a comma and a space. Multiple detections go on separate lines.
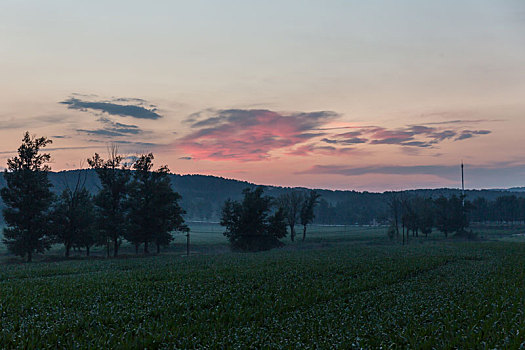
402, 198, 418, 237
88, 146, 130, 258
434, 196, 451, 238
1, 132, 54, 262
434, 195, 470, 237
278, 190, 304, 242
416, 197, 434, 237
51, 184, 95, 257
300, 190, 321, 241
127, 153, 188, 254
386, 193, 401, 238
221, 187, 287, 251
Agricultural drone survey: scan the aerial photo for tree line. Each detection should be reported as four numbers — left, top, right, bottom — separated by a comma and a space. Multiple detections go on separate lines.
470, 196, 525, 224
385, 193, 525, 245
1, 132, 188, 262
386, 193, 471, 243
220, 187, 320, 251
1, 132, 321, 261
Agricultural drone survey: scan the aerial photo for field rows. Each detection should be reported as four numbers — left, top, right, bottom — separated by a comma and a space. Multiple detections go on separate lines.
0, 241, 524, 348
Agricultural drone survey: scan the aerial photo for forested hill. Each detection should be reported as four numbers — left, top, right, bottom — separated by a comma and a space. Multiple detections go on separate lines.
0, 169, 524, 224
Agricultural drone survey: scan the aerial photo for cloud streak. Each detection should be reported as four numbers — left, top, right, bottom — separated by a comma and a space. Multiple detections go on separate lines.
298, 162, 525, 182
322, 124, 491, 148
77, 117, 143, 137
60, 96, 162, 120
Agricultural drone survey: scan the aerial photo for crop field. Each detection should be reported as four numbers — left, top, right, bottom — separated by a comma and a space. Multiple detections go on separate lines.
0, 227, 524, 348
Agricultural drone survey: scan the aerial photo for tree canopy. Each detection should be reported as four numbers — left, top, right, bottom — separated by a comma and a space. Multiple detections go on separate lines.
221, 187, 287, 251
1, 132, 54, 261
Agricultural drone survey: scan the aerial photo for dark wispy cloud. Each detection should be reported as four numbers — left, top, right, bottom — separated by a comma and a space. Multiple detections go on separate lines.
320, 123, 491, 149
0, 145, 102, 156
176, 109, 339, 161
298, 162, 525, 182
285, 144, 355, 157
87, 139, 159, 147
455, 130, 491, 141
298, 164, 460, 178
77, 117, 143, 137
321, 137, 368, 145
422, 119, 496, 125
60, 96, 162, 120
0, 115, 72, 130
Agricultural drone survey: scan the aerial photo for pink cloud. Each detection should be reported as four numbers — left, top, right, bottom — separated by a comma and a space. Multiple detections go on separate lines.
175, 109, 338, 161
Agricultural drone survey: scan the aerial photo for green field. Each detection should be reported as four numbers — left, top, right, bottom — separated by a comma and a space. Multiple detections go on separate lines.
0, 225, 524, 348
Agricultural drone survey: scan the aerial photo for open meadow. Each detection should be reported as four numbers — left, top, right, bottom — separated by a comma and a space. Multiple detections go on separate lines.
0, 224, 524, 348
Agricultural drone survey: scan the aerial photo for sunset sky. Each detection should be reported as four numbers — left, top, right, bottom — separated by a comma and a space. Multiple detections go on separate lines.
1, 0, 525, 191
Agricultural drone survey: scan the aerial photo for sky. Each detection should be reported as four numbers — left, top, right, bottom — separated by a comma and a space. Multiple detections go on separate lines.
1, 0, 525, 191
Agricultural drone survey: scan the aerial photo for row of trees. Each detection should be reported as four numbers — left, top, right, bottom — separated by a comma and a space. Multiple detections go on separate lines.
387, 194, 470, 243
1, 132, 188, 261
220, 187, 320, 251
277, 190, 321, 242
470, 195, 525, 224
386, 193, 525, 244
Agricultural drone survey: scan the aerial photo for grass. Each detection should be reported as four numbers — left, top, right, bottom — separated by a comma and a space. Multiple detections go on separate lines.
0, 225, 524, 348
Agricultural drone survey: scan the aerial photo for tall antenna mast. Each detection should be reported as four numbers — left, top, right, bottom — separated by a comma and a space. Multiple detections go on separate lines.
461, 161, 464, 194
461, 161, 465, 206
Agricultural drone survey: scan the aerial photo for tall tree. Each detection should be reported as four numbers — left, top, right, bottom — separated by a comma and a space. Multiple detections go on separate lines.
127, 153, 188, 254
1, 132, 54, 262
434, 195, 470, 237
221, 187, 287, 251
88, 146, 130, 258
386, 193, 401, 238
300, 190, 321, 241
434, 196, 451, 238
51, 171, 96, 257
278, 190, 304, 242
416, 197, 434, 237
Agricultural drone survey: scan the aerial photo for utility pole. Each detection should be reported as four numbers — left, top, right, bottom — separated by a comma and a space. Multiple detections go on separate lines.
461, 161, 465, 207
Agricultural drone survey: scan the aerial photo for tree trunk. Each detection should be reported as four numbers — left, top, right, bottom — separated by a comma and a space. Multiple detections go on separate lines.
290, 225, 295, 242
27, 250, 32, 263
144, 241, 149, 254
156, 242, 160, 254
106, 238, 110, 258
86, 246, 90, 257
302, 225, 307, 241
113, 238, 119, 258
65, 243, 71, 258
135, 243, 139, 255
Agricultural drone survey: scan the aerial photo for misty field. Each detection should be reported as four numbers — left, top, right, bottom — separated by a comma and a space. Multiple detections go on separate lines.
0, 228, 524, 348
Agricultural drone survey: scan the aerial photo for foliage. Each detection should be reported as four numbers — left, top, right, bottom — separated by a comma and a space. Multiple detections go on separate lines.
300, 190, 321, 241
0, 242, 524, 348
277, 190, 304, 242
221, 187, 287, 251
0, 132, 54, 261
88, 147, 131, 257
126, 153, 188, 254
50, 172, 96, 257
434, 195, 469, 237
